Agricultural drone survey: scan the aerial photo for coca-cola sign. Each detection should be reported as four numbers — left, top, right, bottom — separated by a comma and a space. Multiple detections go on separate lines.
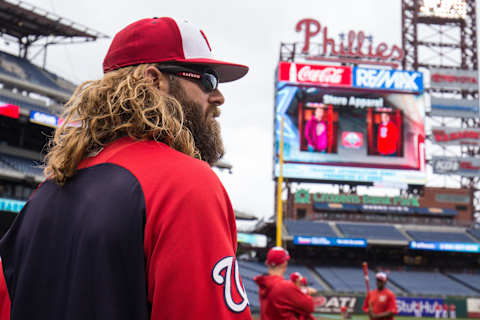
278, 62, 352, 87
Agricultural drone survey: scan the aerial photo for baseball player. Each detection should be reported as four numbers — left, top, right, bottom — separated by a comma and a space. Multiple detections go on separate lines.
254, 247, 315, 320
290, 272, 303, 287
435, 303, 442, 319
443, 303, 449, 318
449, 304, 456, 319
362, 272, 397, 320
0, 17, 251, 320
414, 301, 422, 319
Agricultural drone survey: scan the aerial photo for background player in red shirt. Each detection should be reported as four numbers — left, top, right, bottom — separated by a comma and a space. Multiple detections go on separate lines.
377, 112, 399, 156
254, 247, 316, 320
0, 17, 250, 320
363, 272, 397, 320
449, 304, 456, 319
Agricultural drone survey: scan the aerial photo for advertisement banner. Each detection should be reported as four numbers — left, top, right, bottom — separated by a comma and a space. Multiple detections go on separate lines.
294, 235, 367, 248
0, 103, 20, 119
430, 68, 478, 90
432, 127, 480, 146
237, 233, 267, 248
313, 295, 358, 314
430, 97, 479, 118
467, 298, 480, 318
396, 297, 444, 317
409, 241, 480, 253
278, 62, 352, 87
273, 81, 426, 185
0, 198, 25, 213
29, 110, 58, 128
432, 156, 480, 177
353, 67, 423, 93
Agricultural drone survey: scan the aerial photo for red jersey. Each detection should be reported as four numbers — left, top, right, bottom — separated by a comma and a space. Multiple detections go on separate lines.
443, 304, 448, 311
363, 288, 397, 320
267, 279, 315, 320
377, 121, 398, 155
0, 263, 9, 320
0, 137, 251, 320
254, 274, 283, 320
450, 304, 456, 311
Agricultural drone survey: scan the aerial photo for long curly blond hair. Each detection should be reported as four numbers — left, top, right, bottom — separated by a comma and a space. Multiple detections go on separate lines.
44, 63, 199, 185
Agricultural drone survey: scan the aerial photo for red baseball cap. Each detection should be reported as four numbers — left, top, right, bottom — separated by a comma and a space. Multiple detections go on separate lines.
376, 272, 387, 282
103, 17, 249, 82
290, 272, 302, 282
266, 246, 290, 266
300, 277, 307, 286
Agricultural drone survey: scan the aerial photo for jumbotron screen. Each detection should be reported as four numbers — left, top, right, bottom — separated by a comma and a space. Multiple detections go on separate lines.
273, 63, 426, 185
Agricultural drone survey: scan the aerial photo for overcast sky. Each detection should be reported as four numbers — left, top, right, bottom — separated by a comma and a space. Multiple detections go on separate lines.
8, 0, 425, 218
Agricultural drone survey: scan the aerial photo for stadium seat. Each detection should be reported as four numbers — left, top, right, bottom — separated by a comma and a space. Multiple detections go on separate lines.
285, 220, 338, 237
0, 153, 43, 177
336, 223, 407, 241
467, 228, 480, 241
0, 51, 75, 95
448, 272, 480, 292
388, 270, 478, 296
406, 230, 475, 243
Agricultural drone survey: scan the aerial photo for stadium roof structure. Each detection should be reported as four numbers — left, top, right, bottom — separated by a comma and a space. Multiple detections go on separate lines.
0, 0, 108, 57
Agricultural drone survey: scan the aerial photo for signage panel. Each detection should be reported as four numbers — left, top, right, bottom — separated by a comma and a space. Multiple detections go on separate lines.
294, 235, 367, 247
467, 298, 480, 318
0, 103, 20, 119
0, 198, 26, 213
409, 241, 480, 253
313, 295, 357, 314
432, 156, 480, 177
396, 297, 445, 317
278, 62, 352, 87
430, 97, 479, 118
237, 233, 267, 248
353, 67, 423, 93
430, 68, 478, 90
274, 81, 426, 185
432, 127, 480, 146
29, 110, 58, 128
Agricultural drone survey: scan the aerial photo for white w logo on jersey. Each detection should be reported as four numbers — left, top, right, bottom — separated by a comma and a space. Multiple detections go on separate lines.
212, 256, 249, 313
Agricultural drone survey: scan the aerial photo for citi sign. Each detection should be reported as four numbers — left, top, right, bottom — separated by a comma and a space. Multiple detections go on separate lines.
353, 67, 423, 93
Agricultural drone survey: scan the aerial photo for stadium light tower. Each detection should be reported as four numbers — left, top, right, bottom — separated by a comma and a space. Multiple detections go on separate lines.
401, 0, 479, 221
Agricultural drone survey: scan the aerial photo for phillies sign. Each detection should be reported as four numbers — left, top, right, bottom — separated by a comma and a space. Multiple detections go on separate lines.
278, 62, 352, 87
353, 67, 423, 93
432, 127, 480, 146
296, 18, 404, 62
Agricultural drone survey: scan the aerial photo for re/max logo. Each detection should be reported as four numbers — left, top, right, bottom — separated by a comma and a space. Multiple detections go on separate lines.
353, 67, 423, 93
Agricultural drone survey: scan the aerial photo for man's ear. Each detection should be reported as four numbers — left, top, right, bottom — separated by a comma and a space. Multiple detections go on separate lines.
144, 65, 169, 93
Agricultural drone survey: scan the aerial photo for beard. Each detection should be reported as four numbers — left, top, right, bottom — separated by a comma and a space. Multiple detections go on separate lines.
168, 77, 225, 165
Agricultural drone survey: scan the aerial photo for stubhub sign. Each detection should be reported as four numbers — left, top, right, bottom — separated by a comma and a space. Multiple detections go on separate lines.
353, 67, 423, 93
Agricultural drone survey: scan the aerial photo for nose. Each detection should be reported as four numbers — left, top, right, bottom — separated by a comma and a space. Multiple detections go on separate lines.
208, 88, 225, 106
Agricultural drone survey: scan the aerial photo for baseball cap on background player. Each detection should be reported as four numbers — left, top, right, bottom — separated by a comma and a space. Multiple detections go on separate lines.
300, 276, 307, 286
266, 246, 290, 267
103, 17, 249, 83
376, 272, 388, 282
290, 272, 302, 282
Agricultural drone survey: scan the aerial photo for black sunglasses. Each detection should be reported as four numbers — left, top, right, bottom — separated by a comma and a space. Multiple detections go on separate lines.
155, 65, 218, 93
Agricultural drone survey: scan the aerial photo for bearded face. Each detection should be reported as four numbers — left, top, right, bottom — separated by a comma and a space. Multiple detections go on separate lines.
168, 77, 225, 165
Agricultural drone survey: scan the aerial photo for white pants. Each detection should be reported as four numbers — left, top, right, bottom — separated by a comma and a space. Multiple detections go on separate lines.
450, 311, 456, 319
435, 310, 442, 318
414, 309, 422, 318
